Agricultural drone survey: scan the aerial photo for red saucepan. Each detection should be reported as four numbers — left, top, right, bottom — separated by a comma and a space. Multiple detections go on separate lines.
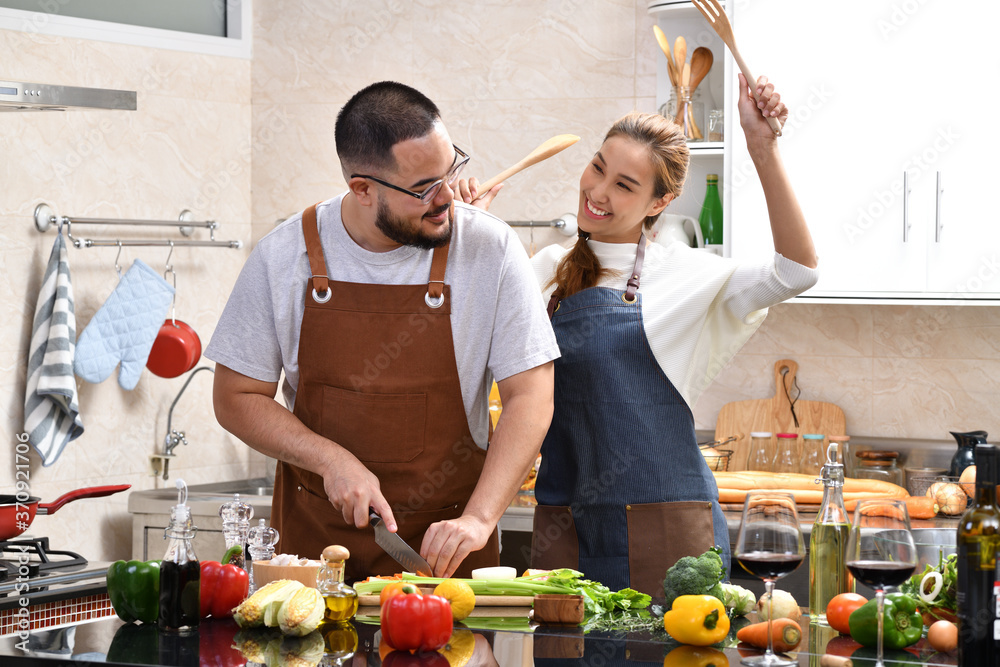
0, 484, 131, 541
147, 319, 202, 378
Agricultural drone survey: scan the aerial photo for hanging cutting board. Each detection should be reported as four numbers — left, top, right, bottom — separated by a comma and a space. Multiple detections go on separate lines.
713, 359, 846, 474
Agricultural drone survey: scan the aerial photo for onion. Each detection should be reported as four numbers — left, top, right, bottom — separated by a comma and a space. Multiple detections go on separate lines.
756, 589, 802, 622
919, 571, 943, 603
933, 483, 968, 515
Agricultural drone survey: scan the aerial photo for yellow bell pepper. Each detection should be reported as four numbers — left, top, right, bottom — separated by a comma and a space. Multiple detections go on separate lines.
662, 595, 730, 646
662, 645, 729, 667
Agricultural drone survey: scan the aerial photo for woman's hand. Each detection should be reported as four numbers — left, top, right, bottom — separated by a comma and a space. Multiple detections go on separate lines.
737, 73, 786, 151
455, 177, 503, 211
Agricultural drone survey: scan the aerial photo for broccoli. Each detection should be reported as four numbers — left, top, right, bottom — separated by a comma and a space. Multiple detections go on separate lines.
662, 547, 726, 610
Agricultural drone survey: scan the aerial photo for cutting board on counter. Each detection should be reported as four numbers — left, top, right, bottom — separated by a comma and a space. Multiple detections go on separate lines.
359, 594, 534, 607
714, 359, 846, 473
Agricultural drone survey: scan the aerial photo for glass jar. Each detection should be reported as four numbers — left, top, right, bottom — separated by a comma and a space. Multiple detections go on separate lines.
854, 451, 904, 487
801, 434, 826, 476
746, 431, 773, 471
772, 433, 799, 473
708, 109, 724, 142
660, 86, 706, 142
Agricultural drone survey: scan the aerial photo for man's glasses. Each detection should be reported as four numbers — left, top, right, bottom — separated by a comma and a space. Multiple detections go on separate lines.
352, 145, 470, 205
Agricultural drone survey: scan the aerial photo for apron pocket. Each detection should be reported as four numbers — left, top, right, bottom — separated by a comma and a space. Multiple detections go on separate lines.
321, 385, 425, 462
626, 501, 715, 599
530, 505, 579, 572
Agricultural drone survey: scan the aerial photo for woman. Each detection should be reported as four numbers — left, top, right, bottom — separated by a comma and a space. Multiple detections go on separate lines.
462, 75, 818, 598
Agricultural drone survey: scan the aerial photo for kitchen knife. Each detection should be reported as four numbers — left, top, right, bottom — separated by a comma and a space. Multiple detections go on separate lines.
370, 511, 433, 577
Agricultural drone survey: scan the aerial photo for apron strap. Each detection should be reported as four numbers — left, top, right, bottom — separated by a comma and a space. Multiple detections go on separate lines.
425, 241, 451, 308
548, 231, 648, 316
622, 231, 647, 303
302, 204, 330, 300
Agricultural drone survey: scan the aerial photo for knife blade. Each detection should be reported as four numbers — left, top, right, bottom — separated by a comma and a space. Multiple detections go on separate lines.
370, 512, 433, 577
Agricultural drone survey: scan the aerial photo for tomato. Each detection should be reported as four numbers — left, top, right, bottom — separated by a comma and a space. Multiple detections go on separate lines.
380, 582, 418, 606
826, 593, 869, 634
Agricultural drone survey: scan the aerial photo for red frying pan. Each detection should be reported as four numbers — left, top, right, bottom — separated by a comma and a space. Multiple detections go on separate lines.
0, 485, 130, 541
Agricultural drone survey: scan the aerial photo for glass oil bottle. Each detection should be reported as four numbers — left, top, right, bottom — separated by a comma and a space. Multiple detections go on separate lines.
159, 479, 200, 633
809, 443, 854, 621
318, 545, 358, 623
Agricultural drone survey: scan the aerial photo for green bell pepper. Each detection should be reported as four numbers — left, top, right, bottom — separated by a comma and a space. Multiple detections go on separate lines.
107, 559, 161, 623
847, 593, 923, 650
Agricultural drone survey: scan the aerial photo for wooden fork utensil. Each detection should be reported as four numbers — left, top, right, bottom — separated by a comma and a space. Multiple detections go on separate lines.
691, 0, 782, 136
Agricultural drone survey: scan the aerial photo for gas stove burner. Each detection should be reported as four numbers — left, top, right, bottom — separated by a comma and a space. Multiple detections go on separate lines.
0, 537, 87, 574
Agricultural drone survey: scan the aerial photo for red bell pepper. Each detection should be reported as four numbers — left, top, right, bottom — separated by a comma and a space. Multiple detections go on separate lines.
199, 557, 249, 618
199, 616, 246, 667
380, 590, 453, 652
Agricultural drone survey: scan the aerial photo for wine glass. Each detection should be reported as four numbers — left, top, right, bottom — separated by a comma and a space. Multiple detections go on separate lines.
845, 499, 918, 667
735, 491, 806, 667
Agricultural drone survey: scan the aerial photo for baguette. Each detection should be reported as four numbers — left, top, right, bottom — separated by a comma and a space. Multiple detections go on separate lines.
713, 471, 908, 505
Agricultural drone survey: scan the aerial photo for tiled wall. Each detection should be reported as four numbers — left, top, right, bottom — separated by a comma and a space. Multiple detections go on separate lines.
3, 1, 998, 564
1, 29, 264, 562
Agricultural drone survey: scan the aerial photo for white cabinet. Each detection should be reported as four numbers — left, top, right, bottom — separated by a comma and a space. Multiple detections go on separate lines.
725, 0, 1000, 300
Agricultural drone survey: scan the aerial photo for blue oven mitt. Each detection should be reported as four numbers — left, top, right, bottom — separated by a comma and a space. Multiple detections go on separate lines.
74, 259, 175, 390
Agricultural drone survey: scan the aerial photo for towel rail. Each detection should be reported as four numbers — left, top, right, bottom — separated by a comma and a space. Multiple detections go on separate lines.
33, 202, 243, 249
506, 213, 578, 236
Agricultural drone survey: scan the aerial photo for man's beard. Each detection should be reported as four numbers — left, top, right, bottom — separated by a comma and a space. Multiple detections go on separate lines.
375, 197, 452, 250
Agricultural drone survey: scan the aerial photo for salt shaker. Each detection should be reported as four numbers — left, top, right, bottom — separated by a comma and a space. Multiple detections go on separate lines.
246, 518, 279, 593
219, 494, 254, 570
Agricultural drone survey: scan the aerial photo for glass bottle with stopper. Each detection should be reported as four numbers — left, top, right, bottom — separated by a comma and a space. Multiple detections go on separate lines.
809, 442, 854, 621
219, 494, 254, 570
247, 518, 279, 593
159, 479, 200, 633
318, 544, 358, 623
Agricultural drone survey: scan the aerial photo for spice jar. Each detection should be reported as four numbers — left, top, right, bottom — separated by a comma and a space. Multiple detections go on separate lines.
854, 450, 904, 487
772, 433, 799, 473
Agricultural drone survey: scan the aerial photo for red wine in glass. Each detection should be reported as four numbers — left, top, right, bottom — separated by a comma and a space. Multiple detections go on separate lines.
737, 552, 804, 579
845, 560, 914, 589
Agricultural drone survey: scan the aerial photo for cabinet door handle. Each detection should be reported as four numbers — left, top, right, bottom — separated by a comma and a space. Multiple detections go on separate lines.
903, 171, 912, 243
935, 171, 943, 243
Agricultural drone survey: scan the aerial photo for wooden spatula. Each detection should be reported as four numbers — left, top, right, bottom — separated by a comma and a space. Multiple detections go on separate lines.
473, 134, 580, 201
652, 25, 679, 86
692, 0, 782, 136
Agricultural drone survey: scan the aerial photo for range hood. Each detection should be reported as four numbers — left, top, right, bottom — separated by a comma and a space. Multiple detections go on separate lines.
0, 80, 136, 112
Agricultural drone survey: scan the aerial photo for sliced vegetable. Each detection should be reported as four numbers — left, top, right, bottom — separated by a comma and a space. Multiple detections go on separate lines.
899, 553, 958, 622
918, 571, 943, 604
662, 595, 730, 646
470, 566, 516, 580
736, 618, 802, 652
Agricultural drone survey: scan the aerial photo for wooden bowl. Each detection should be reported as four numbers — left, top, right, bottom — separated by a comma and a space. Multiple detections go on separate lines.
251, 561, 320, 588
531, 594, 584, 625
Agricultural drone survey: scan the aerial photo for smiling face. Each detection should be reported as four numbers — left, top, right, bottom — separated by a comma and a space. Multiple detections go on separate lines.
369, 123, 458, 249
578, 135, 672, 243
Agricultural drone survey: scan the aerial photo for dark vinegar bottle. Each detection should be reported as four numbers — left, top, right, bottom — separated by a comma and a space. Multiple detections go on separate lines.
956, 444, 1000, 666
159, 480, 200, 633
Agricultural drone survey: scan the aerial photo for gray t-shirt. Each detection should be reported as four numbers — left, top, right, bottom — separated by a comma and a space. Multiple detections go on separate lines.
205, 193, 560, 447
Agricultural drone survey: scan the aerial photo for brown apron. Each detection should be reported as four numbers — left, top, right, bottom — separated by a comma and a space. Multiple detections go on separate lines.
272, 204, 500, 581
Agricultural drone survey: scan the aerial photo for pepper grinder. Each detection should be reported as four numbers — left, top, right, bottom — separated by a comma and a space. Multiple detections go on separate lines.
219, 494, 254, 570
246, 518, 278, 593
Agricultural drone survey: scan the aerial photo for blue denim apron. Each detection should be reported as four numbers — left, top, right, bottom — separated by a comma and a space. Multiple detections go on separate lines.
531, 235, 730, 597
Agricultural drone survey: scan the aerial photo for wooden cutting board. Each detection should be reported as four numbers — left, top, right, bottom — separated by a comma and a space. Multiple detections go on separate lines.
713, 359, 846, 473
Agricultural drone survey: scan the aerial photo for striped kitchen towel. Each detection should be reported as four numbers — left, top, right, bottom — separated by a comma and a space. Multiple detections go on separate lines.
25, 231, 84, 466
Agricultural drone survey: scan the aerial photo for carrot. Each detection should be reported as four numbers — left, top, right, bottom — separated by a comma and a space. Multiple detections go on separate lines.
843, 496, 938, 519
737, 618, 802, 653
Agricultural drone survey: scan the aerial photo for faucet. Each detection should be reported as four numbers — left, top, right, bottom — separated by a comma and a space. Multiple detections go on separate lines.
153, 365, 215, 480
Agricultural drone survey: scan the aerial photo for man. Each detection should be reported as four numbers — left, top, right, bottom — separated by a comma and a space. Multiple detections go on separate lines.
206, 81, 558, 581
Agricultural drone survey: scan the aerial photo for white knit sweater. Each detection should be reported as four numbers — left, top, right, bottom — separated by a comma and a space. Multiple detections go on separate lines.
531, 240, 819, 408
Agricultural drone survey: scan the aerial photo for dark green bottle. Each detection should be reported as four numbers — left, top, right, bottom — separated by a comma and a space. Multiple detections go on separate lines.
699, 174, 723, 249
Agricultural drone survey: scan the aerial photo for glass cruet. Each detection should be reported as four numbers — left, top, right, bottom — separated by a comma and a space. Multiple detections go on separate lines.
318, 544, 358, 623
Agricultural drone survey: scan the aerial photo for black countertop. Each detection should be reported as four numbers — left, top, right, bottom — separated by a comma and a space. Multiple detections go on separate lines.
0, 610, 958, 667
